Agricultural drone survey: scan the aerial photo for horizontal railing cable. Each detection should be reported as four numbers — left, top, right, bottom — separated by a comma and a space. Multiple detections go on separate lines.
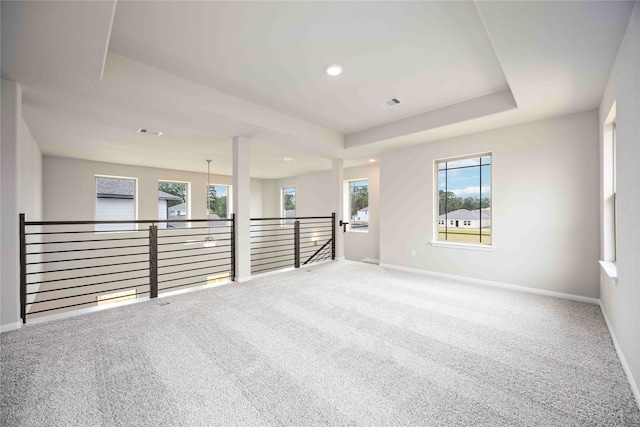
19, 213, 333, 323
20, 214, 235, 323
249, 213, 335, 275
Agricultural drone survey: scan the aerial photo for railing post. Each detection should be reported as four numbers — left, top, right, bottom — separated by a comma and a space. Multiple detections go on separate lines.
19, 213, 26, 324
149, 224, 158, 298
231, 214, 236, 281
294, 220, 300, 268
331, 212, 336, 260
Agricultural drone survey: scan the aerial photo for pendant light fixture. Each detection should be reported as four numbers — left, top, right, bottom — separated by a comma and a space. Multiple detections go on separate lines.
203, 159, 216, 248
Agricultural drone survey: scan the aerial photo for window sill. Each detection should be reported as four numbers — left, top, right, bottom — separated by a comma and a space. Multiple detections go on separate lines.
599, 260, 618, 285
347, 229, 368, 234
430, 241, 494, 252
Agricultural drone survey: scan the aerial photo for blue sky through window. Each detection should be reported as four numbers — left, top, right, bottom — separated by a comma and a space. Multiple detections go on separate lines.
438, 156, 491, 200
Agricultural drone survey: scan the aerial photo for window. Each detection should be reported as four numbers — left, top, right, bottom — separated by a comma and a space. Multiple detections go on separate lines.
436, 154, 491, 245
158, 181, 189, 228
347, 179, 369, 231
207, 185, 230, 219
282, 187, 296, 219
95, 176, 137, 231
603, 102, 617, 264
612, 122, 617, 261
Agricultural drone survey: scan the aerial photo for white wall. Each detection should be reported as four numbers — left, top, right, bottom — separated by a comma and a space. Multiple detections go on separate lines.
380, 110, 600, 299
275, 170, 333, 217
1, 80, 22, 330
43, 156, 263, 221
1, 79, 43, 331
260, 179, 280, 218
344, 164, 380, 262
18, 117, 43, 222
599, 1, 640, 406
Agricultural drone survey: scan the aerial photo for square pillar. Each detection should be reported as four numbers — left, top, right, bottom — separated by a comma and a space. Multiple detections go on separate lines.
233, 136, 251, 282
1, 80, 22, 330
332, 159, 345, 260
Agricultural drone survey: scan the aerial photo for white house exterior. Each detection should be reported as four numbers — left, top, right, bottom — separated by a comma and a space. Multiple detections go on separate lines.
438, 209, 491, 229
354, 207, 369, 222
168, 202, 187, 218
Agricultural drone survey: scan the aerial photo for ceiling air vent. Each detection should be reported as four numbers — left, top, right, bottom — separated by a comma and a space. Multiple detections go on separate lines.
137, 128, 162, 137
378, 98, 401, 109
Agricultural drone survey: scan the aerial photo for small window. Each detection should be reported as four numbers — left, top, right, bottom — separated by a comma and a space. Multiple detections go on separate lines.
436, 154, 491, 245
282, 187, 296, 219
95, 176, 137, 231
345, 179, 369, 231
158, 181, 189, 228
207, 185, 230, 219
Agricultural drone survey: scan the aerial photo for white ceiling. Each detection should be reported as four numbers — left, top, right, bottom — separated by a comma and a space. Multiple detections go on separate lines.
1, 1, 634, 179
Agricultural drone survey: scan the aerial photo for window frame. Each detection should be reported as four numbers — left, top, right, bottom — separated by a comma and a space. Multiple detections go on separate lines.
281, 187, 296, 222
344, 178, 369, 233
431, 153, 494, 251
207, 183, 232, 219
600, 101, 617, 284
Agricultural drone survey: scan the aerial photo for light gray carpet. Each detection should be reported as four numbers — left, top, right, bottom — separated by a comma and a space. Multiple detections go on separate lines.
2, 260, 639, 426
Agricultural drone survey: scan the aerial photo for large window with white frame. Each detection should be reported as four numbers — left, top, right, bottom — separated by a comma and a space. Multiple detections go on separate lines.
436, 154, 491, 245
95, 176, 137, 231
158, 181, 189, 229
346, 179, 369, 231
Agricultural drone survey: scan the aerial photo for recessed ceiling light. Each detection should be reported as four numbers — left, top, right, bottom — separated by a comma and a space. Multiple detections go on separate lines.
369, 159, 376, 163
281, 157, 294, 162
325, 64, 343, 77
137, 128, 162, 136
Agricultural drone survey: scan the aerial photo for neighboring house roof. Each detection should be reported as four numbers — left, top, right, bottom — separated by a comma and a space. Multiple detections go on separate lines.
168, 202, 186, 213
96, 178, 181, 200
96, 177, 135, 199
357, 207, 369, 214
158, 190, 181, 201
439, 209, 491, 220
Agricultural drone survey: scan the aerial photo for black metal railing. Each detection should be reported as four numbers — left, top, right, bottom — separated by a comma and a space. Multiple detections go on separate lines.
19, 215, 234, 323
250, 213, 335, 275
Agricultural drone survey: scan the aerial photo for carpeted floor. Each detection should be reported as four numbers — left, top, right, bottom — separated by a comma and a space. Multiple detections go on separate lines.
2, 260, 639, 426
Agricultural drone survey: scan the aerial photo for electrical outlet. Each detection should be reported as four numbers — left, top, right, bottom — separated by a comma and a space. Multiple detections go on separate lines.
410, 249, 416, 257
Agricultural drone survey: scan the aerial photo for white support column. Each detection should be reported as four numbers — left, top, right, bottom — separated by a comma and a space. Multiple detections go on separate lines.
331, 159, 345, 260
233, 136, 251, 282
1, 80, 22, 331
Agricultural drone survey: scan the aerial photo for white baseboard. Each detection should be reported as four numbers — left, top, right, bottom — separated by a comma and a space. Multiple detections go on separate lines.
361, 258, 380, 265
235, 275, 253, 283
379, 263, 600, 305
1, 321, 22, 333
600, 303, 640, 411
